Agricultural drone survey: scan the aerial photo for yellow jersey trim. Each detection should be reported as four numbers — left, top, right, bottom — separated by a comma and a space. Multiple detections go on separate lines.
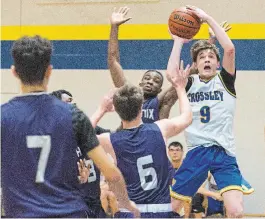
219, 185, 243, 195
170, 187, 192, 203
241, 185, 255, 195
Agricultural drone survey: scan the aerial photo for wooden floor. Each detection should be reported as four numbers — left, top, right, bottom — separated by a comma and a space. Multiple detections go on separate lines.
244, 214, 265, 218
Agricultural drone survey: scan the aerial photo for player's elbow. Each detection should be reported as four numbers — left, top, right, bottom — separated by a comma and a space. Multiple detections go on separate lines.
224, 45, 235, 56
107, 56, 115, 67
108, 53, 118, 65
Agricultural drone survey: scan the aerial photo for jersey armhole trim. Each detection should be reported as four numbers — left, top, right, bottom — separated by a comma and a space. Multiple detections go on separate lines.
186, 76, 194, 93
218, 74, 236, 98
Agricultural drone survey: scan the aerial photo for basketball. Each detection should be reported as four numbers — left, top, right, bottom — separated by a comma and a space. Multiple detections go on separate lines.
168, 7, 201, 39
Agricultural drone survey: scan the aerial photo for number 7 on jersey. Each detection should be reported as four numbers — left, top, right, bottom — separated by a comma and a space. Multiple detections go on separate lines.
27, 136, 51, 183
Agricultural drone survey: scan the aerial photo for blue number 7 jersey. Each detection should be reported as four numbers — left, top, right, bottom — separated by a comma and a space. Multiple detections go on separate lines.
1, 93, 90, 218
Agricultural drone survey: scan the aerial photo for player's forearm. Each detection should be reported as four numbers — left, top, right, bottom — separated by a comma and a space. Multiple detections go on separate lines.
107, 170, 131, 209
208, 37, 216, 45
197, 187, 216, 199
167, 39, 183, 77
108, 25, 126, 87
90, 108, 105, 128
205, 16, 234, 51
108, 24, 120, 63
175, 87, 192, 124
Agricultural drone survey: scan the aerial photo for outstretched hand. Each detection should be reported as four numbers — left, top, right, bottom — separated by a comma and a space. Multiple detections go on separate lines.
77, 159, 90, 184
99, 89, 116, 113
209, 21, 232, 39
110, 7, 132, 26
185, 5, 209, 22
166, 60, 190, 89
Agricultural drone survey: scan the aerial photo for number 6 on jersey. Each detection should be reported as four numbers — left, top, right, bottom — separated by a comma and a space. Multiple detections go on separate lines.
137, 155, 158, 191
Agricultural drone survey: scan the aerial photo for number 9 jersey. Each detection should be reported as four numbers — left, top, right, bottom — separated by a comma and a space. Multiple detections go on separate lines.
185, 68, 236, 156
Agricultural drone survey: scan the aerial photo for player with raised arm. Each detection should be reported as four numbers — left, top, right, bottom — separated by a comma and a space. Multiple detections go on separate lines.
97, 60, 192, 218
108, 7, 179, 122
167, 6, 244, 218
1, 35, 139, 218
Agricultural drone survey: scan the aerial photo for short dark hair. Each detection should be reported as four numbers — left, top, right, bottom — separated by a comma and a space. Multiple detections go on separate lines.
142, 70, 164, 85
168, 141, 183, 150
113, 83, 144, 122
191, 40, 220, 63
50, 89, 73, 100
11, 35, 52, 85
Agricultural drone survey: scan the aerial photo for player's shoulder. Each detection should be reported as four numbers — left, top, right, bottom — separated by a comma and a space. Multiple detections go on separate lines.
217, 67, 237, 97
70, 103, 90, 126
218, 67, 236, 80
1, 101, 12, 114
1, 97, 19, 121
142, 122, 160, 131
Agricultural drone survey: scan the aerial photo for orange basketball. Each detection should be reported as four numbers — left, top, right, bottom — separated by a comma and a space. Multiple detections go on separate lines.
168, 7, 201, 39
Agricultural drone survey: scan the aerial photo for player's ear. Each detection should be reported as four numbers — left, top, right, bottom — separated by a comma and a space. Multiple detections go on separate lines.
11, 65, 19, 79
217, 61, 220, 68
139, 82, 144, 87
45, 65, 53, 79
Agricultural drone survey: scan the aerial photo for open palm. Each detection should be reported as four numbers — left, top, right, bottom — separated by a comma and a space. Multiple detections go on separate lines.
110, 7, 132, 26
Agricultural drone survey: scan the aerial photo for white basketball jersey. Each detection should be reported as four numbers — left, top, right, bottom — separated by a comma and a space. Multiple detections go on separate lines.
185, 71, 236, 156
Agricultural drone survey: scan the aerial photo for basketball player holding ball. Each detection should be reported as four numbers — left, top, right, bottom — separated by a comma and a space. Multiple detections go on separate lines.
167, 5, 244, 218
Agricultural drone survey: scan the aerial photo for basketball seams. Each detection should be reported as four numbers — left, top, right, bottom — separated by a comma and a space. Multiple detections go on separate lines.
168, 19, 200, 30
168, 8, 201, 39
173, 10, 201, 24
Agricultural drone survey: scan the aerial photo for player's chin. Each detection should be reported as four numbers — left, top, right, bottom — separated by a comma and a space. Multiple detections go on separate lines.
201, 71, 215, 79
143, 89, 156, 96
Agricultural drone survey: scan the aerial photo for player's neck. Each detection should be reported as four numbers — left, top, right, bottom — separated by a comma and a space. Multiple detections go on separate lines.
172, 160, 182, 169
198, 72, 217, 81
143, 93, 157, 100
21, 84, 47, 94
122, 118, 143, 130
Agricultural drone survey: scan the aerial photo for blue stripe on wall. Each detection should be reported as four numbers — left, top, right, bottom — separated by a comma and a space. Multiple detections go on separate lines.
1, 40, 265, 70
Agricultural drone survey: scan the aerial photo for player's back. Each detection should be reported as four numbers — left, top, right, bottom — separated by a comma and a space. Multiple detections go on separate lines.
1, 93, 88, 218
110, 123, 171, 211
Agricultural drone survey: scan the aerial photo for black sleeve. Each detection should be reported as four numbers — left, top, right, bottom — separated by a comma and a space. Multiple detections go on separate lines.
95, 126, 111, 135
219, 67, 236, 96
185, 76, 194, 92
71, 105, 99, 154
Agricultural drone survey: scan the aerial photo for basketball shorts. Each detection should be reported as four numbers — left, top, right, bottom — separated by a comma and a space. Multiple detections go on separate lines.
170, 145, 243, 202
